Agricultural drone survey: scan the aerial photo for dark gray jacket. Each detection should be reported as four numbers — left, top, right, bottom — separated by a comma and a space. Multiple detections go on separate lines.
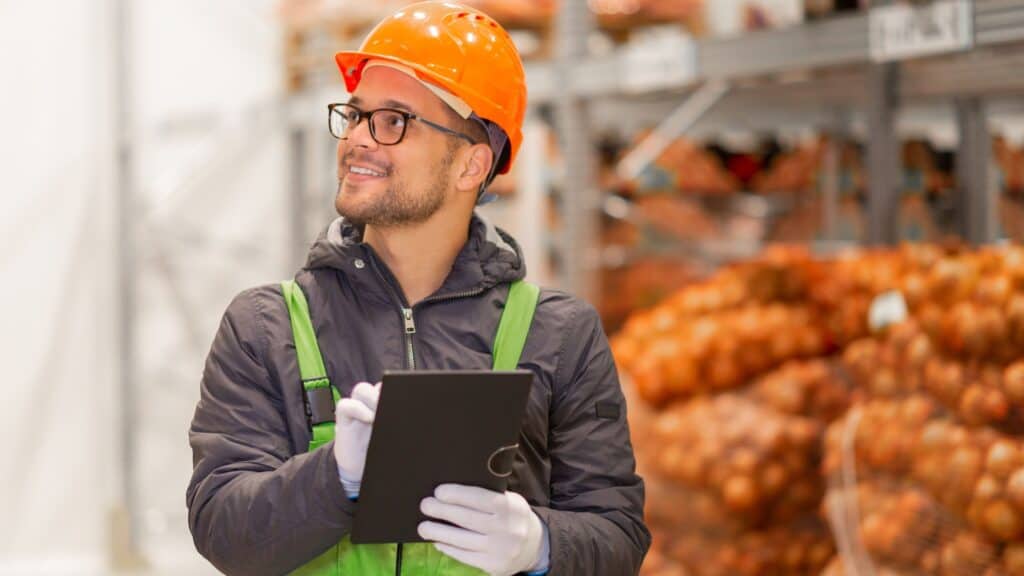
187, 214, 650, 575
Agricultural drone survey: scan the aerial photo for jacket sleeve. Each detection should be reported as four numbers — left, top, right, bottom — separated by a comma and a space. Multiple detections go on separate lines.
186, 288, 356, 576
531, 301, 651, 575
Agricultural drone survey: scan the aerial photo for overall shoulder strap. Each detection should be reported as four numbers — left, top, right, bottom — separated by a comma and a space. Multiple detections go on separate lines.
492, 280, 540, 371
281, 280, 340, 451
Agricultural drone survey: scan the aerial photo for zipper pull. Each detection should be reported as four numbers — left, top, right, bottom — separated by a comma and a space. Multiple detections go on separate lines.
402, 308, 416, 334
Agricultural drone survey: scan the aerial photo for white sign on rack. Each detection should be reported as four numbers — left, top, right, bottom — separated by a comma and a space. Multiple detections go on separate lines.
870, 0, 973, 63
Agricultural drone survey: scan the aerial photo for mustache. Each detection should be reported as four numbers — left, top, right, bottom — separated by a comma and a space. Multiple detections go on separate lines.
341, 151, 392, 175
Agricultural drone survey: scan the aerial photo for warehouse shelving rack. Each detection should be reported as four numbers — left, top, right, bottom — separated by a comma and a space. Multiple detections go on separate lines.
537, 0, 1024, 302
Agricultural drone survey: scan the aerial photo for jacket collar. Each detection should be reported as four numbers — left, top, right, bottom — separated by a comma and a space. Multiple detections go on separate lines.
304, 212, 526, 299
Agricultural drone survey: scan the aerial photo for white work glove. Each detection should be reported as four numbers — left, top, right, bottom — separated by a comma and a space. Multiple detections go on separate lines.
418, 484, 550, 576
333, 381, 381, 498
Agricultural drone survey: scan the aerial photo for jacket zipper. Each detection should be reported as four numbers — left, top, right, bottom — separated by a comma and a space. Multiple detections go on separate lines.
399, 287, 498, 370
402, 307, 416, 370
367, 251, 492, 371
364, 253, 418, 371
363, 258, 412, 576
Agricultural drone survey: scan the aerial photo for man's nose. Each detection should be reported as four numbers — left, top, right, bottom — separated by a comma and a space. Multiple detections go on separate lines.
345, 116, 377, 149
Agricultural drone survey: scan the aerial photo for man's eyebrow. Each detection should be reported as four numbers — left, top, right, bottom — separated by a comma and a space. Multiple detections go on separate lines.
381, 99, 415, 113
346, 96, 416, 114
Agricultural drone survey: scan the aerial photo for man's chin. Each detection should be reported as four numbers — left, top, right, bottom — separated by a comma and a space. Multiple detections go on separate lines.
336, 183, 376, 219
335, 200, 371, 225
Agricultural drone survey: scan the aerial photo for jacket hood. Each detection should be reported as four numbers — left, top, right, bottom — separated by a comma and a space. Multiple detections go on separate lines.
304, 212, 526, 292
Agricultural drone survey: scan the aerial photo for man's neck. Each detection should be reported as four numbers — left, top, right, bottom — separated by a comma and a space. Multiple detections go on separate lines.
364, 209, 472, 306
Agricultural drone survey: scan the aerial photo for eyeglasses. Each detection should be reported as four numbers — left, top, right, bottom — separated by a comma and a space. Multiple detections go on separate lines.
328, 102, 476, 146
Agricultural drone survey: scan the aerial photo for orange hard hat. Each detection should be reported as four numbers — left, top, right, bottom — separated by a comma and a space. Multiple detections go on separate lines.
335, 1, 527, 174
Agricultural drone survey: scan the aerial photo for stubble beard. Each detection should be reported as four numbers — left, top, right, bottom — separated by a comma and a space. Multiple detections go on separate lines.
336, 145, 456, 228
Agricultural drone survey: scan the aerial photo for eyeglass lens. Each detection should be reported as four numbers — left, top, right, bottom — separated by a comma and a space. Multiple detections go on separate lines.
330, 105, 408, 145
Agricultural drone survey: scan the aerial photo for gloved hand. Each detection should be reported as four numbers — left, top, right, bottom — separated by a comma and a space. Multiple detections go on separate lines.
333, 381, 381, 498
418, 484, 550, 576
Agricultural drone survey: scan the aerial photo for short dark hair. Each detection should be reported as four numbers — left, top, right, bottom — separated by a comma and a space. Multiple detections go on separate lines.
443, 106, 489, 150
440, 105, 500, 188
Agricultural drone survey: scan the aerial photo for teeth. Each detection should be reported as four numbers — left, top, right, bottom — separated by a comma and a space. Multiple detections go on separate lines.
350, 165, 385, 177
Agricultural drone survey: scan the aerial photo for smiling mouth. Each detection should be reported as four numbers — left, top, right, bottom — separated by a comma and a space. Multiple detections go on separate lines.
348, 165, 387, 177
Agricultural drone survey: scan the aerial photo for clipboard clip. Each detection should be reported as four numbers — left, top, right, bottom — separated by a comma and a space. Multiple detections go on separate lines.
486, 443, 520, 478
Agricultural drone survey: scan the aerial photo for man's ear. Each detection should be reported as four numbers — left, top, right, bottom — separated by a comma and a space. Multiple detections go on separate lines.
455, 143, 494, 193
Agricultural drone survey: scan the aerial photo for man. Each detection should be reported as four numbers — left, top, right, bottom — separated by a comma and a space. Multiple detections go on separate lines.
186, 2, 649, 575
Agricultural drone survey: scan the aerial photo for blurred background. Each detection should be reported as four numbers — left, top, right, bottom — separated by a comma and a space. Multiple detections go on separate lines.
7, 0, 1024, 574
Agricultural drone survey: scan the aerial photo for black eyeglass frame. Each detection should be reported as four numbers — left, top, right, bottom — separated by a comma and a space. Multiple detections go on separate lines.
328, 102, 476, 146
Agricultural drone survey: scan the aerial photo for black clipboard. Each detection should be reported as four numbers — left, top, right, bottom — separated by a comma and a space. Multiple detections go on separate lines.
350, 370, 533, 544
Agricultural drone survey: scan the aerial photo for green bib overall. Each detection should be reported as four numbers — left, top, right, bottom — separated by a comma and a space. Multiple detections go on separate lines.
280, 280, 540, 576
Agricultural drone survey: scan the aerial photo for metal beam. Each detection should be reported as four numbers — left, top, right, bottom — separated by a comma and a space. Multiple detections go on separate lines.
976, 0, 1024, 45
866, 63, 901, 246
902, 49, 1024, 100
822, 132, 841, 243
699, 12, 869, 80
615, 80, 730, 182
554, 0, 598, 301
956, 98, 996, 244
290, 127, 309, 270
112, 0, 147, 569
